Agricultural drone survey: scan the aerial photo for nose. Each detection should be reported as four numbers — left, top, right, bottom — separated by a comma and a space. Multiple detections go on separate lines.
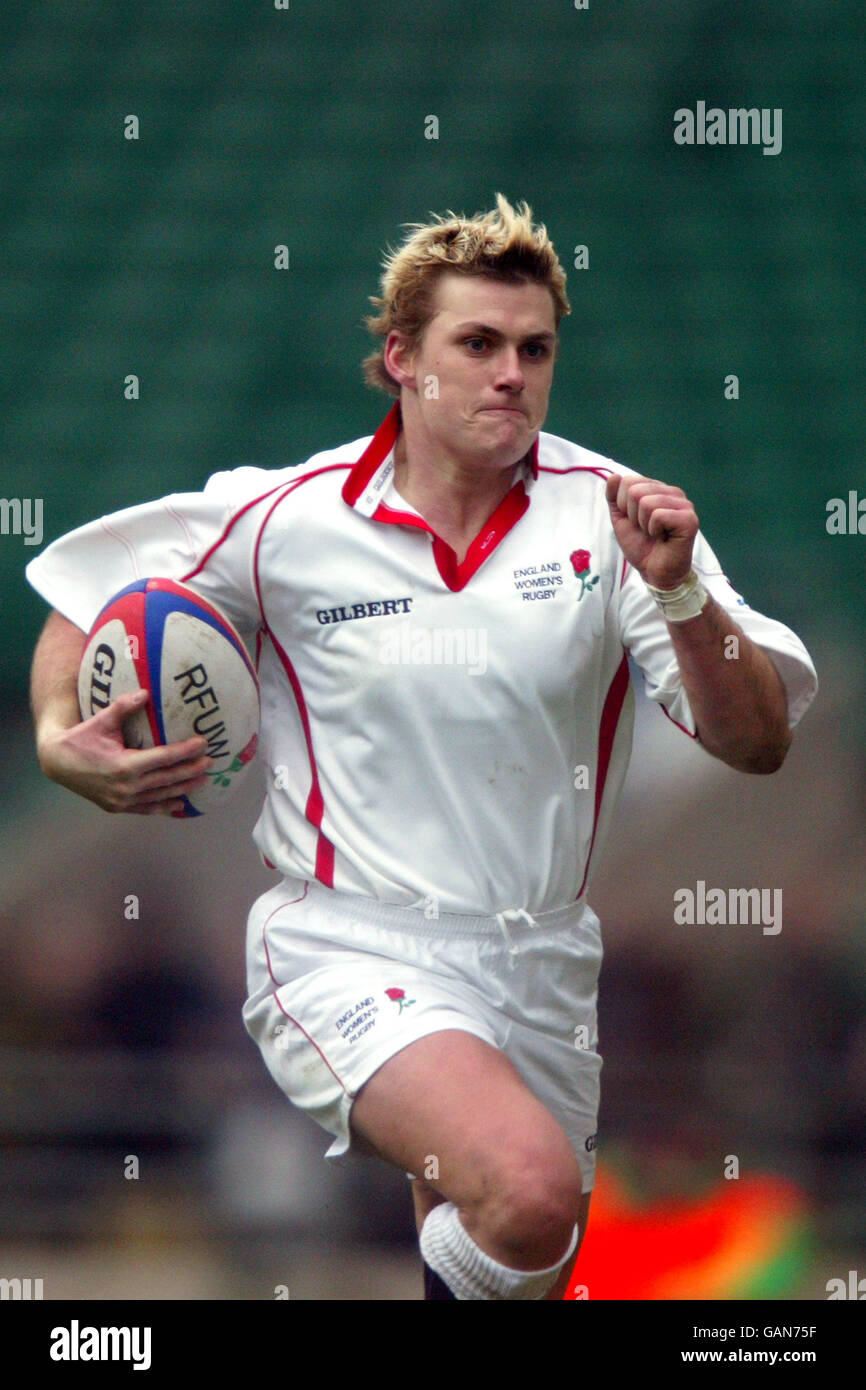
493, 346, 525, 392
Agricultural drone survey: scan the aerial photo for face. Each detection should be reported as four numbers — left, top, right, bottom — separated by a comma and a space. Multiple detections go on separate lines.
385, 271, 558, 473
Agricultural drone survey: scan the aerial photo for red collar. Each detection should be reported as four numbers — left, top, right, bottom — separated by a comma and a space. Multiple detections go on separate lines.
341, 404, 536, 592
342, 403, 539, 511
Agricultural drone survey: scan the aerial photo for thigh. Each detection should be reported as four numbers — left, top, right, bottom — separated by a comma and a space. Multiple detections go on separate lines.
505, 1018, 602, 1195
351, 1027, 581, 1211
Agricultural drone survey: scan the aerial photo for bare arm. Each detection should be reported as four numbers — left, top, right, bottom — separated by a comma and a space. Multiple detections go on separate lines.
606, 475, 791, 775
31, 609, 213, 814
662, 595, 789, 773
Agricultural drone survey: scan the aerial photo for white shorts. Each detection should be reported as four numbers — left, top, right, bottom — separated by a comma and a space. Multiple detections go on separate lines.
242, 879, 603, 1192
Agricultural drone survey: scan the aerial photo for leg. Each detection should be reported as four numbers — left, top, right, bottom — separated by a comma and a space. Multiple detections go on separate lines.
411, 1177, 454, 1300
544, 1191, 591, 1299
351, 1028, 584, 1297
412, 1181, 592, 1300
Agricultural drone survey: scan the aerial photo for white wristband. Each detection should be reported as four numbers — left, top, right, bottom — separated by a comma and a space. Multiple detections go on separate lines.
645, 569, 709, 623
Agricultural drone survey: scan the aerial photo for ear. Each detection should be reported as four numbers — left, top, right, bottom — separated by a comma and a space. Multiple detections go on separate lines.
383, 330, 417, 390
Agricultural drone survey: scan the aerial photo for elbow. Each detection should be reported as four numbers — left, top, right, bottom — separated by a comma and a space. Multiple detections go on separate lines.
744, 749, 789, 776
736, 725, 793, 775
700, 720, 792, 775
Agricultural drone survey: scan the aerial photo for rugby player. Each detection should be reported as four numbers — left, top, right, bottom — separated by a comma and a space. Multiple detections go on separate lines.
27, 196, 817, 1299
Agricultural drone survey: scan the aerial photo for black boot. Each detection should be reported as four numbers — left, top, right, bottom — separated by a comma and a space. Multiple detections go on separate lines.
423, 1261, 457, 1300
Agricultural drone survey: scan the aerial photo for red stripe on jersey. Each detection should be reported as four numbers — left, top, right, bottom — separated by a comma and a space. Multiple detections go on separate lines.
182, 463, 352, 585
660, 703, 699, 740
577, 654, 631, 899
252, 485, 339, 888
537, 464, 614, 481
539, 460, 629, 586
186, 463, 362, 889
263, 626, 336, 886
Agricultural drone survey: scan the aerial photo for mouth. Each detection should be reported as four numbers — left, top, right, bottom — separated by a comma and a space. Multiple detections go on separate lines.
479, 406, 526, 416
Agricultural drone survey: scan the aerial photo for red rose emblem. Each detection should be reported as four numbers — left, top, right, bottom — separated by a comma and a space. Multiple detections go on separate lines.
570, 550, 600, 602
385, 986, 416, 1012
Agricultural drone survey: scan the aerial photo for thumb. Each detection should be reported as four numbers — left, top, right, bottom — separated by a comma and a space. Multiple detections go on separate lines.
93, 688, 149, 730
605, 473, 624, 515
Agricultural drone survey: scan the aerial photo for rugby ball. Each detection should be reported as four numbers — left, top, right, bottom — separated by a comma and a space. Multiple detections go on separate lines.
78, 578, 260, 817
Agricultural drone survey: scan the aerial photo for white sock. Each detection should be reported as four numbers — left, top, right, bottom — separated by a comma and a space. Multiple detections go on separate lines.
420, 1201, 578, 1301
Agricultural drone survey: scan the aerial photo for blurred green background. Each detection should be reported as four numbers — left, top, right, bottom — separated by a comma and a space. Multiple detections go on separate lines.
3, 0, 863, 685
1, 0, 864, 1301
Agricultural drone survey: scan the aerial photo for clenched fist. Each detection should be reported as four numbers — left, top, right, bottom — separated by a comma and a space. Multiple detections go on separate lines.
605, 473, 700, 591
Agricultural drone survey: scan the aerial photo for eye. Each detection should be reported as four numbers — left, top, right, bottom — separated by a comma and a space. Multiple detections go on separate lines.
464, 336, 488, 352
523, 341, 550, 359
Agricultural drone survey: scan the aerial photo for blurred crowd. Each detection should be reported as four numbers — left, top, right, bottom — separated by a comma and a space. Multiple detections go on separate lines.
1, 651, 864, 1297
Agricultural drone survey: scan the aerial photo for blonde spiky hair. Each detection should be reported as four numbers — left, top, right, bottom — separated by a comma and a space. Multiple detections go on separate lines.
362, 193, 570, 396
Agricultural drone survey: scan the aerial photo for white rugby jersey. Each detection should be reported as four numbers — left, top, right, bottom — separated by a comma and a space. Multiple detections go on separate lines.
27, 405, 817, 915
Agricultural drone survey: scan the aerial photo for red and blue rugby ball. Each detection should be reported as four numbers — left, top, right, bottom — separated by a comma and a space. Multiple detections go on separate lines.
77, 578, 260, 817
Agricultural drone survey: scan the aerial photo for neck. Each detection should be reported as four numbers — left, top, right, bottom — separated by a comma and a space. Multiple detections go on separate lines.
392, 427, 525, 560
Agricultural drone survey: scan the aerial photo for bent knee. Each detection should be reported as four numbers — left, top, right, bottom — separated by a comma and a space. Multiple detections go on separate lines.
469, 1144, 583, 1266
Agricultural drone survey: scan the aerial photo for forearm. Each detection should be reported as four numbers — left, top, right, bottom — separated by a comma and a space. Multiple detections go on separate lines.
666, 594, 791, 773
30, 610, 87, 761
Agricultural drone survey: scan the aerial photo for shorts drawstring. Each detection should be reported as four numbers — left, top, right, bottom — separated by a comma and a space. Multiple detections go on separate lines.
494, 908, 539, 969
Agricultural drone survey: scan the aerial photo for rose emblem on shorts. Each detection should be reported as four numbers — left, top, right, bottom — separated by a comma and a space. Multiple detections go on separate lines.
570, 549, 599, 601
385, 987, 416, 1014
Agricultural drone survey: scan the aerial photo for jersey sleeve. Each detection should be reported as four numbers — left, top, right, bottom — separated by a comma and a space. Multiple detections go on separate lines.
617, 529, 818, 735
24, 466, 284, 642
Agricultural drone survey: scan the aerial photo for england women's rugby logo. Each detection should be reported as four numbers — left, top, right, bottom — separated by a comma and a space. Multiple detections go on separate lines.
570, 550, 599, 601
